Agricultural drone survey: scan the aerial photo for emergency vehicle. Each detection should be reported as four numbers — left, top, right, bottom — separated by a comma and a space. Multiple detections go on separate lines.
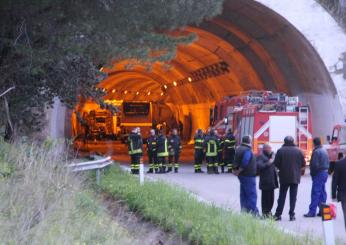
119, 101, 153, 142
324, 124, 346, 164
86, 109, 117, 140
211, 90, 313, 158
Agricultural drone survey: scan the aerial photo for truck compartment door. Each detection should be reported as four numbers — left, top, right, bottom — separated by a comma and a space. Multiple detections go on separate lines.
269, 116, 297, 152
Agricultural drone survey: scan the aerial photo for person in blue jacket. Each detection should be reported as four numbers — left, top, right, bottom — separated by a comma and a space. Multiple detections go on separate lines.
233, 135, 259, 215
304, 137, 330, 217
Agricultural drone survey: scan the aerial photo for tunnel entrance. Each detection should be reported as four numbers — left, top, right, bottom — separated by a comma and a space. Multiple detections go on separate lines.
71, 0, 343, 155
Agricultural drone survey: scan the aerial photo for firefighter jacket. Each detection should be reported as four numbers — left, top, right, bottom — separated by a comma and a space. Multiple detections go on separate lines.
128, 133, 143, 156
194, 135, 204, 151
168, 135, 182, 156
223, 133, 236, 153
204, 134, 219, 157
147, 135, 157, 153
156, 134, 169, 157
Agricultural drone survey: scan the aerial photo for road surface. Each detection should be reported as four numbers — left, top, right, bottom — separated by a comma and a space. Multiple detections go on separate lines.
76, 141, 345, 242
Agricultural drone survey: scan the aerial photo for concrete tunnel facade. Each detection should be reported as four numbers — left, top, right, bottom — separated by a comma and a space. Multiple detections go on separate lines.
49, 0, 345, 141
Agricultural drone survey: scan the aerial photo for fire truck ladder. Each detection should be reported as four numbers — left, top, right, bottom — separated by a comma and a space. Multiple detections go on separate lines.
298, 106, 309, 153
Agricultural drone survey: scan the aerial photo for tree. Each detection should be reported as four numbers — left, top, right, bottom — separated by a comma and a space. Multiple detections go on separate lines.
0, 0, 224, 138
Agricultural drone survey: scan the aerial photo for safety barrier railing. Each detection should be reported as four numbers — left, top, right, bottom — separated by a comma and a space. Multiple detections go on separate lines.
68, 156, 113, 184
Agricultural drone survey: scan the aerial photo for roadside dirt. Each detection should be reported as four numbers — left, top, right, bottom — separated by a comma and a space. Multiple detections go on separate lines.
102, 194, 188, 245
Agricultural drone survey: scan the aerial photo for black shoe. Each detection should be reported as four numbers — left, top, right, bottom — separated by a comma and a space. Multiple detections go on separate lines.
194, 169, 198, 173
174, 168, 178, 173
303, 213, 315, 218
146, 169, 153, 174
167, 167, 172, 173
274, 215, 281, 221
317, 212, 322, 217
289, 215, 296, 221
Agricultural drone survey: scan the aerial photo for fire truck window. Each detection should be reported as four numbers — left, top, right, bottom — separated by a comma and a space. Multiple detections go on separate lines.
338, 128, 346, 145
96, 117, 106, 123
214, 106, 218, 122
332, 128, 339, 141
249, 116, 254, 137
219, 105, 224, 121
123, 102, 150, 116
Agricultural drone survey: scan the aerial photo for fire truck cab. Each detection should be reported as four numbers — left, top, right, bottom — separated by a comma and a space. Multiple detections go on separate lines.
211, 90, 313, 159
325, 124, 346, 163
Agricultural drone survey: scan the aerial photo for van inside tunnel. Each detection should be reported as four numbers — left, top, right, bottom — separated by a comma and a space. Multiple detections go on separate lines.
70, 0, 343, 158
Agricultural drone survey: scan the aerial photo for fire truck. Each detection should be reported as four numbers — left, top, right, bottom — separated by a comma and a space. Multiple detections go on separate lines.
119, 101, 153, 143
211, 90, 313, 158
324, 124, 346, 169
86, 109, 117, 140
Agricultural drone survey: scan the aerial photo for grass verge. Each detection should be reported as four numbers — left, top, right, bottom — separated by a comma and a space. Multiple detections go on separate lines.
0, 140, 136, 244
99, 166, 321, 245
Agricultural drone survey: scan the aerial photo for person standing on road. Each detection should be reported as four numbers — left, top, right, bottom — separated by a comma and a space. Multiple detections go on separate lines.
223, 129, 236, 173
304, 137, 329, 217
127, 127, 143, 175
274, 136, 306, 221
194, 129, 205, 173
233, 135, 259, 215
146, 129, 158, 174
204, 128, 220, 174
216, 131, 224, 173
168, 128, 182, 173
332, 155, 346, 230
156, 129, 169, 174
257, 144, 278, 218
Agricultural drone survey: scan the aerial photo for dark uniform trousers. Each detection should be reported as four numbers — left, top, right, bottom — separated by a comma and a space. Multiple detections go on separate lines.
157, 156, 167, 172
148, 150, 158, 172
130, 154, 141, 174
275, 183, 298, 217
194, 149, 204, 172
224, 148, 235, 173
261, 190, 275, 216
168, 153, 180, 170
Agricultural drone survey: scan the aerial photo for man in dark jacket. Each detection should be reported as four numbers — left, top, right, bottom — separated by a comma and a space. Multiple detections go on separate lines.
233, 135, 258, 215
216, 131, 224, 173
223, 129, 236, 173
168, 128, 182, 173
194, 129, 204, 173
274, 136, 306, 221
332, 157, 346, 230
156, 129, 169, 173
127, 127, 143, 174
146, 129, 157, 174
304, 137, 329, 217
204, 128, 220, 174
257, 144, 278, 217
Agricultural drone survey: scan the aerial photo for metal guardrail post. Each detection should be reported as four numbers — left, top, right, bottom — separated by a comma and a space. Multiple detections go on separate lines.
139, 157, 144, 185
96, 169, 100, 184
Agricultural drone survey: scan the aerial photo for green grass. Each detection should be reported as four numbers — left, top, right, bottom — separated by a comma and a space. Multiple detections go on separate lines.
0, 140, 136, 244
99, 166, 321, 245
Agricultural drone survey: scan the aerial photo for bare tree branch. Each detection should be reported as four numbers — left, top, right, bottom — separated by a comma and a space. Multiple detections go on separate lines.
0, 86, 15, 98
4, 97, 14, 134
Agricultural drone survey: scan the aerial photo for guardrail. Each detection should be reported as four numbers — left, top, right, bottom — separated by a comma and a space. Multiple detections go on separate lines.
68, 156, 113, 184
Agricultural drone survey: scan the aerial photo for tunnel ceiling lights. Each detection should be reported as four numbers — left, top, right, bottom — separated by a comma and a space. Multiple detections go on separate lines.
162, 61, 230, 91
107, 89, 164, 97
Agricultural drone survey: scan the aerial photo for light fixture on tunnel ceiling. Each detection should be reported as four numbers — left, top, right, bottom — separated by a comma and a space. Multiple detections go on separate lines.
166, 61, 230, 91
147, 91, 151, 95
124, 90, 128, 94
112, 89, 115, 93
136, 91, 139, 95
163, 84, 168, 89
160, 92, 164, 96
102, 88, 106, 92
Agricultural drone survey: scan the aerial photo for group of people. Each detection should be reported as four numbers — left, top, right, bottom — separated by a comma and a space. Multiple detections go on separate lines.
127, 126, 346, 228
127, 127, 182, 174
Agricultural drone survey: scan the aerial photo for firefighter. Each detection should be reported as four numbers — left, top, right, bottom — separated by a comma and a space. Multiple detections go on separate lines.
223, 129, 236, 173
204, 128, 219, 174
127, 127, 143, 174
194, 129, 205, 173
156, 129, 169, 173
146, 129, 157, 174
168, 128, 182, 173
216, 131, 224, 173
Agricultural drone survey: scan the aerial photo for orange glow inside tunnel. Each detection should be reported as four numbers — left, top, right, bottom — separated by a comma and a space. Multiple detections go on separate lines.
71, 0, 340, 144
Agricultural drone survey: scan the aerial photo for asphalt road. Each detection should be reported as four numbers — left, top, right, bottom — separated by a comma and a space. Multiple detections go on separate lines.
76, 141, 345, 242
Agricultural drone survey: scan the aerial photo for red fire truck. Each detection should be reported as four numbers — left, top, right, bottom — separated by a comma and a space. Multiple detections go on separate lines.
324, 124, 346, 163
211, 90, 313, 158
